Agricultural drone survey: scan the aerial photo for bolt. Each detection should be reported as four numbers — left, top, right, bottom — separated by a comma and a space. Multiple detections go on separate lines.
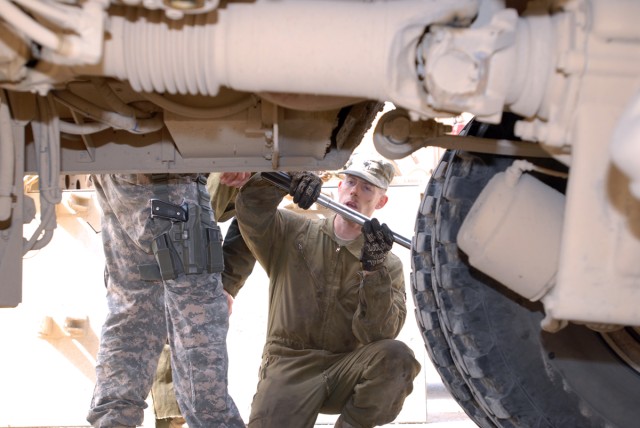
382, 116, 411, 144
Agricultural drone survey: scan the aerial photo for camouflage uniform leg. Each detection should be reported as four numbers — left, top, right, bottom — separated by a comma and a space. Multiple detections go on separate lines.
151, 214, 256, 423
88, 174, 244, 428
87, 192, 167, 427
164, 271, 244, 428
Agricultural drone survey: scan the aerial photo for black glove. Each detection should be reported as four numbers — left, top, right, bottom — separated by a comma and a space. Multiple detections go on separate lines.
289, 172, 322, 210
360, 218, 394, 271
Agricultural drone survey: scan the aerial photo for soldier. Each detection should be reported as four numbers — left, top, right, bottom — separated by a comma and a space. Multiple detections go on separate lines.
87, 173, 246, 428
151, 172, 257, 428
229, 158, 422, 428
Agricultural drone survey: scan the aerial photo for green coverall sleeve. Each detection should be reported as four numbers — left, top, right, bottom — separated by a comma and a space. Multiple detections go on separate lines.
206, 173, 240, 222
234, 173, 290, 277
207, 172, 257, 297
352, 259, 407, 344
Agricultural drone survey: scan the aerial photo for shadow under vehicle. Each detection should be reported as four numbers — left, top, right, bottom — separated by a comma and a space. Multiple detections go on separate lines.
1, 0, 639, 426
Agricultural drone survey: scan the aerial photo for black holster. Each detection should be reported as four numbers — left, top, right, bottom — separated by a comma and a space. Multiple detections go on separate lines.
141, 174, 224, 281
150, 203, 225, 281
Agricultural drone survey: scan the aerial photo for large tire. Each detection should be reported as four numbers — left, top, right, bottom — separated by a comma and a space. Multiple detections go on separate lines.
411, 149, 640, 427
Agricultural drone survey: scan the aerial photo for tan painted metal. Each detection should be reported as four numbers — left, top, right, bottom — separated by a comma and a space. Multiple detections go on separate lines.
0, 0, 639, 325
424, 0, 640, 328
457, 161, 565, 302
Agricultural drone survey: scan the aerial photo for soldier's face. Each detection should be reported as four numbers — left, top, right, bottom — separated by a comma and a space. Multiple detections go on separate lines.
337, 175, 388, 218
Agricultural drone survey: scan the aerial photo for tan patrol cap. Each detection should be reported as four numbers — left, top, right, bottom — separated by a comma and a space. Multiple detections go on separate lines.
340, 158, 395, 190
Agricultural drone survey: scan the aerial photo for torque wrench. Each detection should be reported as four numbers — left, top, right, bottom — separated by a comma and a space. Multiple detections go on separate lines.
262, 171, 412, 249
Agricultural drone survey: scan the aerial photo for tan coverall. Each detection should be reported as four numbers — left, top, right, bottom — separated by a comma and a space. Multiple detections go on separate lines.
235, 174, 421, 428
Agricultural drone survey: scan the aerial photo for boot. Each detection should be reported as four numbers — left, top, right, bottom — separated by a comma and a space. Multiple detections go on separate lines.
156, 417, 187, 428
169, 417, 187, 428
334, 415, 357, 428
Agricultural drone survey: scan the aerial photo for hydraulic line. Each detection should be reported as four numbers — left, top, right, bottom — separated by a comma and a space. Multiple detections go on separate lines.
52, 90, 164, 134
24, 95, 61, 253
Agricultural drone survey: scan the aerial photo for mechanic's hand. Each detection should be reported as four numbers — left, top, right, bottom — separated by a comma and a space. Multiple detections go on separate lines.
360, 218, 394, 271
289, 172, 322, 209
220, 172, 252, 188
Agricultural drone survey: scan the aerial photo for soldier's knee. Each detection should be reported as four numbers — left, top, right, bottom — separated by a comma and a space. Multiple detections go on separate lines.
371, 339, 421, 381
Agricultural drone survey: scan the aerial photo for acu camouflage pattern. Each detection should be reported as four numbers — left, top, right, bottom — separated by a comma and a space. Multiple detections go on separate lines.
87, 174, 245, 428
151, 173, 258, 422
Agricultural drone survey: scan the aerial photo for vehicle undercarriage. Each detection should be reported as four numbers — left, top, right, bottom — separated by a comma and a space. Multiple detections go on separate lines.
1, 0, 639, 426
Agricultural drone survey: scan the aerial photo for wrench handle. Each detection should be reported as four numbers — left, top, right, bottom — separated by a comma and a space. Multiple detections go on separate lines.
261, 172, 411, 249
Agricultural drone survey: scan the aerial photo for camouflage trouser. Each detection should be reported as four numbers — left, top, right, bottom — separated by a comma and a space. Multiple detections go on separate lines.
87, 174, 245, 428
152, 216, 257, 422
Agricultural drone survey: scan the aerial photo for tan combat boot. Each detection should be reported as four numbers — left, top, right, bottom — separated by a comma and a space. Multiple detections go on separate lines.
169, 417, 187, 428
